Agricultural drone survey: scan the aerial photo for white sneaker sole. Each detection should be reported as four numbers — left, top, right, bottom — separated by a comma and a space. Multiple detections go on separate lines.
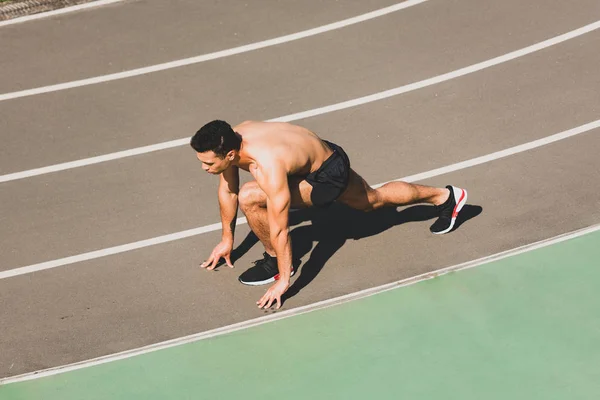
432, 187, 468, 235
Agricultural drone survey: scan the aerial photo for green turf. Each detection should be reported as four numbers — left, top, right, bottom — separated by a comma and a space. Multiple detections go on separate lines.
2, 230, 599, 399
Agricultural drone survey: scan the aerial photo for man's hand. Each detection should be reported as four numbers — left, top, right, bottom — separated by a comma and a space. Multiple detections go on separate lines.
257, 279, 289, 309
201, 240, 234, 270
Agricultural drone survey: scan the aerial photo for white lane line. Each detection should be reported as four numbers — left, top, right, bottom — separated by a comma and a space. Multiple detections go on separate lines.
0, 0, 124, 27
3, 223, 599, 385
1, 19, 599, 184
1, 118, 598, 281
377, 119, 600, 186
0, 0, 428, 101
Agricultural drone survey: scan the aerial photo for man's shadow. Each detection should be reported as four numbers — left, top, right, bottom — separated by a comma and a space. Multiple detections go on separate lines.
226, 203, 482, 303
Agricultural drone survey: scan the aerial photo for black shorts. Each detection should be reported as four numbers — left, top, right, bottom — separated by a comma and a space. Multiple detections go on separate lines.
306, 140, 351, 208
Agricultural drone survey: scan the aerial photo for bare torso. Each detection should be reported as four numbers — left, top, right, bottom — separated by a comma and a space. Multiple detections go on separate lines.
233, 121, 333, 177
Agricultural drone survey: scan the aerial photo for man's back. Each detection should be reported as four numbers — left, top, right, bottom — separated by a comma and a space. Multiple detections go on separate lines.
234, 121, 333, 176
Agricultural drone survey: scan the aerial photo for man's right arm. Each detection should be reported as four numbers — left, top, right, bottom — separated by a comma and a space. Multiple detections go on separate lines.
218, 166, 240, 242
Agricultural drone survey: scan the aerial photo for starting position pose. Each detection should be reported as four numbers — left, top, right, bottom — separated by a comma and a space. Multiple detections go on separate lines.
191, 120, 467, 309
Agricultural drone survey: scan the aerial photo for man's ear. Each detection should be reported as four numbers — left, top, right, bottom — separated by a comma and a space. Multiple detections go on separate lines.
227, 150, 235, 161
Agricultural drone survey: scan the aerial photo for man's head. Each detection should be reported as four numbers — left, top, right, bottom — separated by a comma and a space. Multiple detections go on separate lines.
190, 120, 242, 174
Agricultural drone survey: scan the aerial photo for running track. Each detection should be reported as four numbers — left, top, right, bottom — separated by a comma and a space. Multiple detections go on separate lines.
1, 0, 599, 396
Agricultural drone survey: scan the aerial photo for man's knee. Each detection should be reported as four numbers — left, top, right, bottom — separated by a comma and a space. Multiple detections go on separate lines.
238, 182, 265, 210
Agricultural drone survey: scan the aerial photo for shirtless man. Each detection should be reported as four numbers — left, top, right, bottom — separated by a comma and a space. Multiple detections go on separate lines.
191, 120, 467, 309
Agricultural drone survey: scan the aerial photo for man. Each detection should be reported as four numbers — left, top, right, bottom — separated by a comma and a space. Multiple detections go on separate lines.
191, 120, 467, 309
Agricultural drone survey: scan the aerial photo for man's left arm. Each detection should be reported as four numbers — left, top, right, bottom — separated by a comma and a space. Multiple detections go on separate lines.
253, 164, 292, 309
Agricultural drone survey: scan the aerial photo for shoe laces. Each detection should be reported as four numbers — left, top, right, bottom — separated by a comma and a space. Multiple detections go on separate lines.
252, 252, 277, 273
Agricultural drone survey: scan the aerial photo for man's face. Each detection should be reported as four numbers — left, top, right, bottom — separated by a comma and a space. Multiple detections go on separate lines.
196, 151, 230, 174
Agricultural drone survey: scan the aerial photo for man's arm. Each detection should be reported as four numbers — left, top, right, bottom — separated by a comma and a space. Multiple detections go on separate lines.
201, 166, 240, 270
218, 166, 240, 242
253, 163, 293, 284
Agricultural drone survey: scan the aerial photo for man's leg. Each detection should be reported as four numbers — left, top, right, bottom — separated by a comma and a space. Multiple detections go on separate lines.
237, 178, 313, 285
238, 182, 274, 255
338, 169, 467, 233
338, 169, 448, 210
238, 178, 313, 255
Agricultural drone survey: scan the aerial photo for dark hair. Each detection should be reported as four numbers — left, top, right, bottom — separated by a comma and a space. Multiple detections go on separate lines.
190, 120, 241, 157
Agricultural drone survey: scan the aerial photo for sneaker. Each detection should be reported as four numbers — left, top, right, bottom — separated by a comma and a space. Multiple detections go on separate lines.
430, 185, 468, 235
238, 252, 296, 286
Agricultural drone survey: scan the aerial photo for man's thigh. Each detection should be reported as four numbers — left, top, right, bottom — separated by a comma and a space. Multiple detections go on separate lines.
336, 169, 375, 210
241, 178, 312, 209
243, 178, 314, 209
288, 176, 314, 209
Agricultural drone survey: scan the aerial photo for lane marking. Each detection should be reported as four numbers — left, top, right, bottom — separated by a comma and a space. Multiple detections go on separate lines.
3, 223, 599, 384
0, 0, 124, 27
1, 118, 598, 281
0, 0, 428, 101
1, 19, 599, 184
